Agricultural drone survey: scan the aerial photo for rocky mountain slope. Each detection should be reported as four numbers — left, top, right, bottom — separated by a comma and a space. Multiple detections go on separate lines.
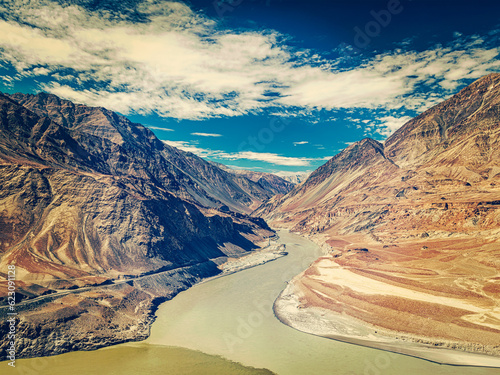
256, 73, 500, 238
257, 73, 500, 358
8, 92, 285, 214
210, 161, 295, 196
274, 171, 310, 184
0, 92, 276, 359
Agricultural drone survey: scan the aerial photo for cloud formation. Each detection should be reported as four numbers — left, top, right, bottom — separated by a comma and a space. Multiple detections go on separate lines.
163, 140, 330, 166
191, 132, 223, 137
375, 115, 413, 137
147, 126, 174, 131
0, 0, 498, 124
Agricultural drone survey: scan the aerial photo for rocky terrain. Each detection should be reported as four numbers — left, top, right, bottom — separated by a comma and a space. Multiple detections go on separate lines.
274, 171, 310, 185
210, 162, 295, 196
7, 92, 291, 215
257, 73, 500, 359
0, 92, 278, 359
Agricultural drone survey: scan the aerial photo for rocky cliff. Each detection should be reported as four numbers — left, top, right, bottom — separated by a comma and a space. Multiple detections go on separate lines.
8, 92, 287, 214
0, 92, 275, 359
210, 161, 295, 196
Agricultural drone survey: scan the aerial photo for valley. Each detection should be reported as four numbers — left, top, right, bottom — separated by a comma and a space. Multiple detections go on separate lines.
258, 74, 500, 361
1, 74, 500, 370
0, 92, 288, 359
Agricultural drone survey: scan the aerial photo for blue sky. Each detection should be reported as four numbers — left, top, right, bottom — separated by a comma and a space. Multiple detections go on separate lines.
0, 0, 499, 176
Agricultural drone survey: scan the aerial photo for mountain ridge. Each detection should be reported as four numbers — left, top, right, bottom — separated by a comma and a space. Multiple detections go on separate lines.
257, 74, 500, 359
0, 91, 278, 359
256, 73, 500, 222
209, 161, 295, 196
8, 92, 290, 214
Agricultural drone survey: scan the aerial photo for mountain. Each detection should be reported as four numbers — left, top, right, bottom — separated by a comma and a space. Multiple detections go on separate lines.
274, 171, 311, 184
257, 138, 399, 216
256, 73, 500, 235
385, 73, 500, 170
210, 162, 295, 196
0, 92, 275, 359
7, 92, 286, 214
258, 73, 500, 358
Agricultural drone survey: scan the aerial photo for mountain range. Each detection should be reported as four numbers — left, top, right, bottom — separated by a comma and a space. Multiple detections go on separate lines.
2, 73, 500, 361
0, 91, 290, 359
256, 74, 500, 237
260, 73, 500, 357
209, 161, 295, 196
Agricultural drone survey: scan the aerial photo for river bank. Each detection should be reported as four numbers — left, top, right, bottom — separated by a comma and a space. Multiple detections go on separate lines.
273, 265, 500, 368
5, 230, 500, 375
0, 238, 286, 361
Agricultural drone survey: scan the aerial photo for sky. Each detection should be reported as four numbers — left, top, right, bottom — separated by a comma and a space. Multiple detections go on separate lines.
0, 0, 499, 176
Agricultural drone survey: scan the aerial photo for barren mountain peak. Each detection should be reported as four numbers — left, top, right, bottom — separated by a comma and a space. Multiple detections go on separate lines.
256, 74, 500, 359
0, 92, 281, 358
385, 73, 500, 168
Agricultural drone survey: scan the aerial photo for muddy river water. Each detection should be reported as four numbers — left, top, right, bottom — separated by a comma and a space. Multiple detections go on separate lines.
11, 231, 499, 375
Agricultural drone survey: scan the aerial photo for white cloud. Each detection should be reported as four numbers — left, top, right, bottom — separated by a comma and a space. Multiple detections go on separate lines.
191, 132, 223, 137
222, 164, 264, 171
0, 1, 291, 119
147, 126, 174, 131
280, 44, 500, 113
162, 140, 328, 166
0, 1, 498, 120
163, 140, 213, 156
224, 151, 326, 166
293, 141, 309, 146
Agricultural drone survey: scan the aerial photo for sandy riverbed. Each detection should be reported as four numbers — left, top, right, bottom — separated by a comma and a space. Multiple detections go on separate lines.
274, 277, 500, 368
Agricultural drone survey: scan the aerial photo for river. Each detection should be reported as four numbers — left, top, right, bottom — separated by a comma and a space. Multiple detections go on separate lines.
11, 230, 500, 375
